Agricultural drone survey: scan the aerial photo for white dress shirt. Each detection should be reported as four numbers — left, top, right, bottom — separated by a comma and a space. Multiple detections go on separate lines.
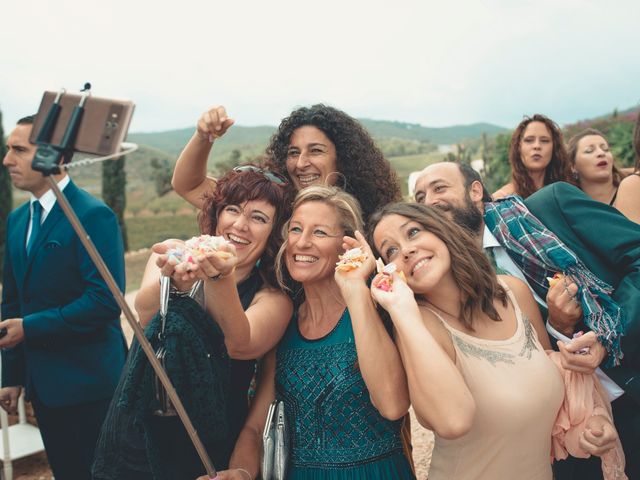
25, 175, 71, 247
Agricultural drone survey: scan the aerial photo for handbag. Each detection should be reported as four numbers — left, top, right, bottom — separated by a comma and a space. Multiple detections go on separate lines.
262, 400, 289, 480
154, 276, 203, 416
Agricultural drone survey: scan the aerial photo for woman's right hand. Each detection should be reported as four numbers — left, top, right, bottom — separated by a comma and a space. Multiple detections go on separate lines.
370, 270, 418, 315
196, 105, 235, 142
152, 239, 198, 290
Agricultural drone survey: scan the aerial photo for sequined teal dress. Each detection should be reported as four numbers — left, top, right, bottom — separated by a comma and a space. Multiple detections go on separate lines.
275, 309, 415, 479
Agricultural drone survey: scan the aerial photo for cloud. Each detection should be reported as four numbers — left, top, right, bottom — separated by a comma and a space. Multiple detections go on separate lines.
1, 0, 638, 132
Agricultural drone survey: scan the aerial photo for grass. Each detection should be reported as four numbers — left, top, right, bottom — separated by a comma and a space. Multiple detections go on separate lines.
125, 214, 200, 251
388, 151, 449, 196
123, 214, 201, 291
124, 249, 152, 292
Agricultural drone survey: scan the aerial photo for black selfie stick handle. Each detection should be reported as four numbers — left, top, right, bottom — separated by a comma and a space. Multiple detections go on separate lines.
59, 105, 84, 164
33, 86, 89, 175
35, 102, 61, 144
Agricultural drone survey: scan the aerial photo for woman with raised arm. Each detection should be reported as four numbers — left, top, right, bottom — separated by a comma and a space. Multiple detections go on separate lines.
493, 114, 573, 199
172, 104, 401, 221
367, 202, 624, 480
567, 128, 639, 223
202, 186, 413, 480
93, 167, 294, 480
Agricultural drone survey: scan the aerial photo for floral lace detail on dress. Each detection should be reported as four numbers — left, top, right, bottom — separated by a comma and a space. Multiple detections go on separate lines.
453, 314, 539, 366
453, 336, 516, 366
518, 315, 539, 360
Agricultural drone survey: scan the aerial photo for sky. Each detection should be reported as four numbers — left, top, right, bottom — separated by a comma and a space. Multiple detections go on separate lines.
2, 0, 639, 134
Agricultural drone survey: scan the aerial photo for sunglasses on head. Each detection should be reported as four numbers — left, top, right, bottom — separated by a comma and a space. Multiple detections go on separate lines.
233, 165, 288, 185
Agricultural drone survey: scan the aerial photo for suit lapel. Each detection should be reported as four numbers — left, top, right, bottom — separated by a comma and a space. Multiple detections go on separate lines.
24, 181, 78, 276
9, 204, 30, 285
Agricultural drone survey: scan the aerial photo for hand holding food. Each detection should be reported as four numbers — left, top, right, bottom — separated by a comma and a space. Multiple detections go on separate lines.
167, 235, 232, 271
373, 259, 406, 292
335, 247, 368, 272
547, 272, 565, 289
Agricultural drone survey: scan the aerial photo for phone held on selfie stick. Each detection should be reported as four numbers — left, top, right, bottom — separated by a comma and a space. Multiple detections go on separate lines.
30, 89, 134, 157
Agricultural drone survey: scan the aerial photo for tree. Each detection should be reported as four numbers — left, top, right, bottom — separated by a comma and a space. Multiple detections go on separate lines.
213, 148, 244, 176
150, 157, 173, 197
0, 109, 13, 273
483, 132, 512, 192
102, 156, 129, 251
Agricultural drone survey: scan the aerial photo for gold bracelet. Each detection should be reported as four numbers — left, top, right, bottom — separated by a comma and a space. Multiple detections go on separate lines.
236, 468, 252, 480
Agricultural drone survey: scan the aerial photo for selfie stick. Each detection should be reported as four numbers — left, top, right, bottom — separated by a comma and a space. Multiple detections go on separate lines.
32, 86, 219, 479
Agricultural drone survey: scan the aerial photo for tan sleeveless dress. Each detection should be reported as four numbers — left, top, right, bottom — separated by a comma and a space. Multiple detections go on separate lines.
427, 284, 564, 480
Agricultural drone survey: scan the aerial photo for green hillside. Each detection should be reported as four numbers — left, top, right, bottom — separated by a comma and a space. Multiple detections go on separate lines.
127, 118, 508, 158
359, 119, 507, 144
128, 126, 274, 157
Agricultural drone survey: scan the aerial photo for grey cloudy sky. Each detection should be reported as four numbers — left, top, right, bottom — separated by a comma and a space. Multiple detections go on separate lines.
2, 0, 638, 133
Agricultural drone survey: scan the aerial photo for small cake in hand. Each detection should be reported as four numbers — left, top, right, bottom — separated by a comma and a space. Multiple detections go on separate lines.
546, 272, 565, 289
335, 247, 368, 272
374, 259, 406, 292
167, 235, 231, 269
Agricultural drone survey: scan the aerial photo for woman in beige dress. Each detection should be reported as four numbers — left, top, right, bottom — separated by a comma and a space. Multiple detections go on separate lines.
367, 202, 621, 480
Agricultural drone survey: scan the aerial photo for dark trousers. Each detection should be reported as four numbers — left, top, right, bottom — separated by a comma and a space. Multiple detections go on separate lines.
553, 393, 639, 480
31, 390, 111, 480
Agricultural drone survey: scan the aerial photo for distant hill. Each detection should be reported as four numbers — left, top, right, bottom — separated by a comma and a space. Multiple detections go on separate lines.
358, 119, 507, 144
127, 126, 275, 157
127, 118, 508, 158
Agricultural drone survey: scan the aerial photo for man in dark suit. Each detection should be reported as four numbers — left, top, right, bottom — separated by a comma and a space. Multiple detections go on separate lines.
525, 181, 640, 479
415, 162, 639, 479
0, 116, 127, 479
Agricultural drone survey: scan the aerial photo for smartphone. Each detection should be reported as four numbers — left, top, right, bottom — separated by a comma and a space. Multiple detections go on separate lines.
30, 91, 135, 156
0, 328, 7, 339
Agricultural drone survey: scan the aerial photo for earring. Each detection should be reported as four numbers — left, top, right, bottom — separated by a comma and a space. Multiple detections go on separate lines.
572, 170, 579, 181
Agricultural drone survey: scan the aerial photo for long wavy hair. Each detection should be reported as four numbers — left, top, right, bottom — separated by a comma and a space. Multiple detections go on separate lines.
264, 104, 401, 221
367, 202, 507, 330
198, 166, 294, 288
275, 185, 364, 295
567, 128, 626, 188
509, 114, 573, 198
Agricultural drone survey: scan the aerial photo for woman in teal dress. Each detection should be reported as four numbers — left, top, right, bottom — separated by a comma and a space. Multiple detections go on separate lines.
208, 186, 414, 480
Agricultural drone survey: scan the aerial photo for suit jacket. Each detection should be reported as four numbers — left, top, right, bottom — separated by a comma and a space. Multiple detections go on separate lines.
525, 182, 640, 405
1, 180, 127, 407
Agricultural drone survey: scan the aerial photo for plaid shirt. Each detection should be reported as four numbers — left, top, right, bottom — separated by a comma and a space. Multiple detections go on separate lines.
484, 195, 624, 367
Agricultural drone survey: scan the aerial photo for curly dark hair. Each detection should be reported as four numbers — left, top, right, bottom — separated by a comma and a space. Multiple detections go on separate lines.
264, 104, 401, 222
508, 114, 573, 198
198, 166, 295, 288
567, 128, 626, 188
367, 202, 507, 331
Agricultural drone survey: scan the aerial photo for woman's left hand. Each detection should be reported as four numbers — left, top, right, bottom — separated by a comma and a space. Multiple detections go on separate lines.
556, 331, 607, 374
192, 243, 238, 281
579, 414, 618, 456
334, 231, 376, 289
